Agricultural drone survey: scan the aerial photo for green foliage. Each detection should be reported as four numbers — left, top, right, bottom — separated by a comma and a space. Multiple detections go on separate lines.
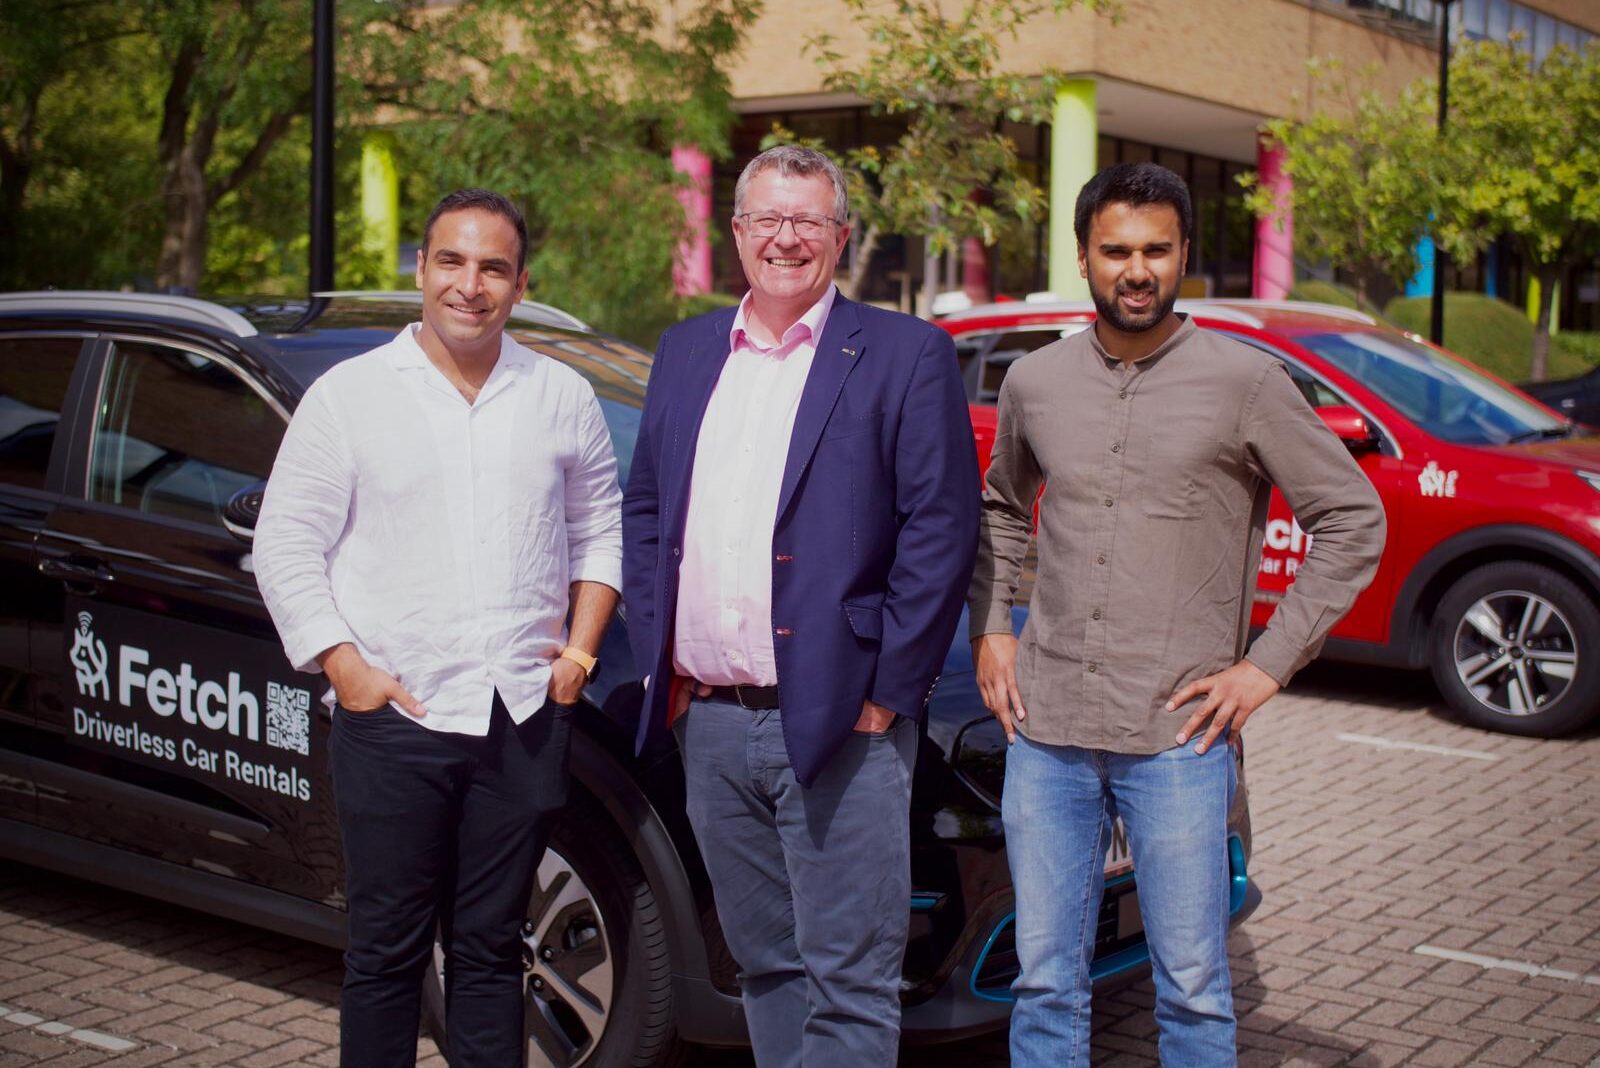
784, 0, 1112, 299
1241, 62, 1440, 307
372, 0, 756, 343
1384, 292, 1599, 381
1287, 278, 1366, 312
0, 0, 755, 340
1437, 39, 1600, 380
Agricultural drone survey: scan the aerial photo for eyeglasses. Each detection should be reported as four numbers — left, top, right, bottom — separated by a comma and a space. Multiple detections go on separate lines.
736, 212, 842, 239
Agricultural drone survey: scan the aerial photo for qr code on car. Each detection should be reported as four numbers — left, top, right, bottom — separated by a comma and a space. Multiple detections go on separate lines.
266, 682, 312, 755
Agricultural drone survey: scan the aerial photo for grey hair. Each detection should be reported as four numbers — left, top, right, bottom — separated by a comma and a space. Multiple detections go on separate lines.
733, 145, 850, 223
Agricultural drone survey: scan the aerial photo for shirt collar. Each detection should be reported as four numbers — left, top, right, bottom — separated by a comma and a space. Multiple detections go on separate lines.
729, 284, 838, 353
388, 323, 534, 404
1089, 312, 1196, 368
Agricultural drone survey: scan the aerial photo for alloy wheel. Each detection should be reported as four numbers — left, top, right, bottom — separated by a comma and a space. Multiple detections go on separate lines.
1452, 589, 1578, 717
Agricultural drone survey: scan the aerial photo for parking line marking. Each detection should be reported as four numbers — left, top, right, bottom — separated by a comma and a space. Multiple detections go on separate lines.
0, 1004, 138, 1052
70, 1028, 140, 1052
1415, 945, 1600, 986
1335, 733, 1500, 761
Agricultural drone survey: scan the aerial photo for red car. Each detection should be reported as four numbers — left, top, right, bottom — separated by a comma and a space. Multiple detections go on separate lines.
941, 299, 1597, 738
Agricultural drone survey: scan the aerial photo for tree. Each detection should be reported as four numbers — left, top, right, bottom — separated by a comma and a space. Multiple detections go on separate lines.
1440, 39, 1600, 382
799, 0, 1111, 308
0, 0, 141, 284
1241, 62, 1441, 309
140, 0, 409, 291
369, 0, 757, 342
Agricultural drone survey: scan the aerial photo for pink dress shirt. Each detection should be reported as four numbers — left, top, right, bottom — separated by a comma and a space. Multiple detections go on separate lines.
672, 285, 838, 686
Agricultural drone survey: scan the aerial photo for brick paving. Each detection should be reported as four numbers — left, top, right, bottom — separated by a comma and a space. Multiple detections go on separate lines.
3, 662, 1598, 1066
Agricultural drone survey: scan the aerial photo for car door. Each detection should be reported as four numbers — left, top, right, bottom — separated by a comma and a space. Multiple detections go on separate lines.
0, 330, 96, 828
30, 332, 344, 906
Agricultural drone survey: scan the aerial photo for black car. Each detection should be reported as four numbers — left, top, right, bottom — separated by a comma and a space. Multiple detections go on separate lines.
1523, 367, 1600, 428
0, 290, 1257, 1066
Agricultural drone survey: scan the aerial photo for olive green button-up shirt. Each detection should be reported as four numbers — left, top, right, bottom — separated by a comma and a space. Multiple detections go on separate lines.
967, 316, 1386, 753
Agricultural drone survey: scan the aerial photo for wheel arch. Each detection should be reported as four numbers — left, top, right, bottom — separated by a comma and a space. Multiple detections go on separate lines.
1392, 525, 1600, 666
565, 718, 746, 1046
566, 726, 708, 980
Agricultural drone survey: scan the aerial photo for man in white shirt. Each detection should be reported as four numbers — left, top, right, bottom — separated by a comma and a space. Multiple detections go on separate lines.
254, 188, 622, 1068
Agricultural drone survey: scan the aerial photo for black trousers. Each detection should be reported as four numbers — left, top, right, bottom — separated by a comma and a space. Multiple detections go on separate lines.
328, 693, 572, 1068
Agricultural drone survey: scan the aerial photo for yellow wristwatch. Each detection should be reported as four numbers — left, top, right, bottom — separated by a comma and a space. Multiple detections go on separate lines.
559, 645, 600, 682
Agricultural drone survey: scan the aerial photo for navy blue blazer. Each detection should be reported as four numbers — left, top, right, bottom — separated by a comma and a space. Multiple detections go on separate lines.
621, 294, 980, 786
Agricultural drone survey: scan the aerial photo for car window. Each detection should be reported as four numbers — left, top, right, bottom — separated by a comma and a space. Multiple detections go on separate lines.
1298, 331, 1565, 445
956, 326, 1089, 402
87, 340, 285, 528
1284, 362, 1342, 408
0, 335, 83, 490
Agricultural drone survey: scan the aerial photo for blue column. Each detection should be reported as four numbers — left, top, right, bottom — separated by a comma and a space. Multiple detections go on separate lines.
1406, 234, 1435, 298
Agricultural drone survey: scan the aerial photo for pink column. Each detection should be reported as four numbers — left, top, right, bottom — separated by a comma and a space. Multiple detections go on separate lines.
672, 145, 713, 297
1252, 137, 1293, 301
962, 236, 991, 304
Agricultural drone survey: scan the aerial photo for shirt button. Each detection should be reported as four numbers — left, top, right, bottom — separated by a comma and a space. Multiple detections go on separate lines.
1119, 390, 1128, 399
1092, 608, 1102, 620
1087, 662, 1098, 673
1104, 497, 1113, 508
1096, 553, 1106, 565
1111, 442, 1121, 453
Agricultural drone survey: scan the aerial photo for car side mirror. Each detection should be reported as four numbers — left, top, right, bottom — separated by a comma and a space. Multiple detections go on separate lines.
222, 481, 266, 542
1316, 405, 1381, 455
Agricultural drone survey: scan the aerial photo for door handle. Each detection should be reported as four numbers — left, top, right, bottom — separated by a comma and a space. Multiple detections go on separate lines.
38, 557, 115, 586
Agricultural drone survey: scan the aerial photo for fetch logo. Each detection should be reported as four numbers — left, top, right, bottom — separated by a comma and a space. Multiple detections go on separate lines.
70, 612, 110, 701
117, 645, 261, 740
1418, 461, 1459, 498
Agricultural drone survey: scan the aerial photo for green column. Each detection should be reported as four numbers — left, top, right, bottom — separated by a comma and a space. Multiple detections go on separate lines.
1048, 80, 1096, 301
1527, 275, 1560, 335
360, 131, 399, 290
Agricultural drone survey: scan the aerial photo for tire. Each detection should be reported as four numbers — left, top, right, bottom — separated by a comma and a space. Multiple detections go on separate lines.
1428, 561, 1600, 737
423, 795, 685, 1068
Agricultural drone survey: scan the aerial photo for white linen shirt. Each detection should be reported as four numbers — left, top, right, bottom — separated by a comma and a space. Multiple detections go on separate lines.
671, 285, 835, 686
254, 324, 623, 734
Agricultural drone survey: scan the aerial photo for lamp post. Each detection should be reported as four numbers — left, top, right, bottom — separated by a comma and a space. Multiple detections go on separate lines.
1430, 0, 1455, 346
309, 0, 334, 297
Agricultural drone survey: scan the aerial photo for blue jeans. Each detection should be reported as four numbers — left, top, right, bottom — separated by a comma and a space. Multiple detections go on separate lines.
1003, 733, 1237, 1067
675, 698, 917, 1068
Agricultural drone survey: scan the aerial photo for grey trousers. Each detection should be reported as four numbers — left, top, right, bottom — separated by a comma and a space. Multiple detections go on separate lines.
676, 697, 917, 1068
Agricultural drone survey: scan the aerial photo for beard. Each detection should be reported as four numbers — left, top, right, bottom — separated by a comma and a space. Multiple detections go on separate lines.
1090, 278, 1179, 334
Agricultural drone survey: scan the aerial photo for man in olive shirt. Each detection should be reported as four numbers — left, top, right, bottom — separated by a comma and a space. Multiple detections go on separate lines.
969, 163, 1385, 1063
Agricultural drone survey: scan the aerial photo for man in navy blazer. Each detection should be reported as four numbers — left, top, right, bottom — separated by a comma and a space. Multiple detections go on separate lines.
622, 145, 978, 1065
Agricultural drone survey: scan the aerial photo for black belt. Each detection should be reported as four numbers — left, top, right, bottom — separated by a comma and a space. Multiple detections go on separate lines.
702, 684, 780, 710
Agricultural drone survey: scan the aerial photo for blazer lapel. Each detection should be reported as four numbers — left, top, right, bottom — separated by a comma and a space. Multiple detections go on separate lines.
664, 308, 737, 530
776, 297, 865, 523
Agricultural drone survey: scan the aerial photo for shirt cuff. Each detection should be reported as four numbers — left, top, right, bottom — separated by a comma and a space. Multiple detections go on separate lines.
282, 618, 359, 675
568, 551, 623, 593
967, 600, 1016, 642
1243, 631, 1300, 688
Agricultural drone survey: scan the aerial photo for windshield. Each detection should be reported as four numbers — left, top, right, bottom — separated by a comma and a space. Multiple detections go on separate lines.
1297, 331, 1566, 445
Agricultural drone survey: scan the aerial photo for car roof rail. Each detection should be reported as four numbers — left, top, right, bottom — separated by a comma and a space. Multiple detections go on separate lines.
1204, 299, 1379, 326
0, 290, 259, 337
314, 290, 591, 332
941, 299, 1270, 329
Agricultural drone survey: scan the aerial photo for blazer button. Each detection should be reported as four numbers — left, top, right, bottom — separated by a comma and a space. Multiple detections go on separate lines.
671, 547, 681, 557
774, 627, 794, 636
775, 554, 793, 562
